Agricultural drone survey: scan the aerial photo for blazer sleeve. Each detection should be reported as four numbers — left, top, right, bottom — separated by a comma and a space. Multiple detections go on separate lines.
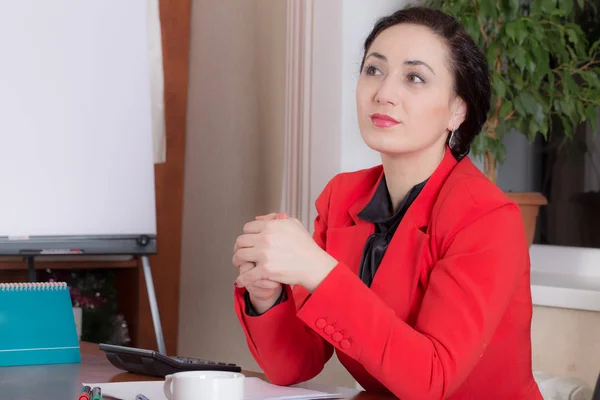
233, 176, 338, 385
295, 202, 528, 399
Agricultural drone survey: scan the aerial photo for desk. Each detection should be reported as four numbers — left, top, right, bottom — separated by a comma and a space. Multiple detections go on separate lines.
0, 342, 393, 400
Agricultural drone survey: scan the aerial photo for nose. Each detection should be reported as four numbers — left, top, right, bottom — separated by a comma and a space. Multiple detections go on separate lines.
374, 76, 399, 106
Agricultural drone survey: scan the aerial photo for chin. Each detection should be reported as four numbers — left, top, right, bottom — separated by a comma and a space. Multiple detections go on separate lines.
360, 129, 414, 155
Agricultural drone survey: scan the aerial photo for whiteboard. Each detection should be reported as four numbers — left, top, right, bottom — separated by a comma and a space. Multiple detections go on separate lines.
0, 0, 156, 238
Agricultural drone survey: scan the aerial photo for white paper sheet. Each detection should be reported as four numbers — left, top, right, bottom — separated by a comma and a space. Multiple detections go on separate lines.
84, 377, 342, 400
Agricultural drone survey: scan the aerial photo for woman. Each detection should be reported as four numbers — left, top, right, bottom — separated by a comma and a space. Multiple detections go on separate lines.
232, 7, 542, 400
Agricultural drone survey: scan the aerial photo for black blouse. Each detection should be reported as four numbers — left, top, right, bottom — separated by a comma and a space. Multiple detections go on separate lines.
356, 176, 427, 287
245, 175, 427, 315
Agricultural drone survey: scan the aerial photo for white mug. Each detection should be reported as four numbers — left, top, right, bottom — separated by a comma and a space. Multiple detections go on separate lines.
163, 370, 245, 400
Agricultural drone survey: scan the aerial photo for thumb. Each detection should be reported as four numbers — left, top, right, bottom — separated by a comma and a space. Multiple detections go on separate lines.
276, 212, 289, 220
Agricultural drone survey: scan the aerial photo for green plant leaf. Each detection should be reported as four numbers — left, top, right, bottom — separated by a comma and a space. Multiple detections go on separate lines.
518, 92, 537, 115
514, 47, 528, 72
558, 0, 574, 15
528, 118, 541, 142
541, 0, 557, 14
502, 0, 520, 18
496, 142, 507, 166
492, 74, 507, 97
533, 91, 551, 116
516, 21, 528, 46
471, 132, 486, 158
532, 42, 550, 79
553, 98, 563, 114
590, 39, 600, 58
551, 8, 568, 17
577, 0, 584, 9
576, 100, 586, 121
486, 41, 499, 68
560, 116, 574, 139
580, 69, 600, 90
561, 70, 578, 95
499, 101, 513, 119
514, 96, 527, 116
505, 21, 517, 41
516, 117, 529, 136
534, 104, 546, 126
532, 23, 546, 43
479, 0, 498, 19
566, 28, 579, 45
567, 45, 578, 61
494, 120, 505, 141
548, 31, 570, 63
463, 14, 480, 42
508, 68, 525, 90
539, 116, 549, 139
530, 1, 542, 17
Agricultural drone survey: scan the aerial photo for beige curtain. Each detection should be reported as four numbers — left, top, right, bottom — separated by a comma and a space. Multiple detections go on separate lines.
149, 0, 166, 164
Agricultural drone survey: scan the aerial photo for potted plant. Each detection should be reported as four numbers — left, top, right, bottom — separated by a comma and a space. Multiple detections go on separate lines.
424, 0, 600, 246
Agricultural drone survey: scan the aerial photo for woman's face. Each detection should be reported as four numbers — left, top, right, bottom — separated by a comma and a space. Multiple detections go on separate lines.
356, 23, 466, 157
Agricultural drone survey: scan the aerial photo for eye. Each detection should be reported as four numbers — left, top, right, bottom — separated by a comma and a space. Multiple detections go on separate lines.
407, 73, 425, 84
364, 64, 383, 76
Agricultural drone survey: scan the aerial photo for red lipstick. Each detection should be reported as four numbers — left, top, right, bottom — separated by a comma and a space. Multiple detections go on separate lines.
370, 113, 400, 128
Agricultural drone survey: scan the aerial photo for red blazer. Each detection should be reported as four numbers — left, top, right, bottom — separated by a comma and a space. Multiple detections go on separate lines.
234, 149, 543, 400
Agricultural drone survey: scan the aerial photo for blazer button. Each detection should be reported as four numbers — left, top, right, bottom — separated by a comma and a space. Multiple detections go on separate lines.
339, 339, 350, 349
315, 318, 327, 329
324, 325, 335, 335
331, 332, 343, 342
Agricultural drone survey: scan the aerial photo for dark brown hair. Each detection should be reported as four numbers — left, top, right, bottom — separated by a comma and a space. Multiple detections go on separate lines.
360, 6, 491, 160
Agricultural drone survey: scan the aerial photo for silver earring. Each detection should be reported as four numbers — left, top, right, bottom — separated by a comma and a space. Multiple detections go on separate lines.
449, 126, 457, 148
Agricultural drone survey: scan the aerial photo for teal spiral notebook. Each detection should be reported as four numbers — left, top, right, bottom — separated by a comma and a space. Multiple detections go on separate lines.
0, 282, 81, 367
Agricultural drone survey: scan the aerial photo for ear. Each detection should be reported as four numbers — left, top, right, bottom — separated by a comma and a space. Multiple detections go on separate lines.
447, 96, 467, 131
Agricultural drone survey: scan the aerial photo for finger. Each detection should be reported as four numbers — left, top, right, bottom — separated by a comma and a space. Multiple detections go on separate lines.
234, 234, 260, 252
232, 248, 259, 268
276, 212, 289, 219
239, 262, 255, 274
235, 266, 267, 288
291, 218, 304, 227
243, 220, 267, 234
238, 264, 279, 289
256, 213, 278, 221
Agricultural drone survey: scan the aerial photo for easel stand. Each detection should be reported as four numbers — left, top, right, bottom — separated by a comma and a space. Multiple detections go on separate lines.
25, 255, 166, 355
141, 255, 166, 354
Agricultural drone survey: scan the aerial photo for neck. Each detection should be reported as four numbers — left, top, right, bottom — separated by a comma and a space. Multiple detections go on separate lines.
381, 145, 446, 212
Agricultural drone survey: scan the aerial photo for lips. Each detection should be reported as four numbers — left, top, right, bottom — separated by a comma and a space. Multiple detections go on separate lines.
370, 113, 400, 128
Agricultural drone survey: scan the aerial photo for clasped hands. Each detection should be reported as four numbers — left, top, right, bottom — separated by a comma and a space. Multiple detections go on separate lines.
232, 212, 338, 311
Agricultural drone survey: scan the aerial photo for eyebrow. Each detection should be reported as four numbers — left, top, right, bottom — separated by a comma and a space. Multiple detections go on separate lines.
365, 52, 436, 75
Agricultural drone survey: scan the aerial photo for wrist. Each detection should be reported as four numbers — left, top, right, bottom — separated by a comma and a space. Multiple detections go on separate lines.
302, 253, 338, 293
249, 286, 283, 314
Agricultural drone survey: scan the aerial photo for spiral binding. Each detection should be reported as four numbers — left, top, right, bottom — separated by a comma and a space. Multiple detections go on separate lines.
0, 282, 68, 291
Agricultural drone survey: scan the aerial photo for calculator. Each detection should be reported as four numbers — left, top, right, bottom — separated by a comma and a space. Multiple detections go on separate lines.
98, 343, 242, 378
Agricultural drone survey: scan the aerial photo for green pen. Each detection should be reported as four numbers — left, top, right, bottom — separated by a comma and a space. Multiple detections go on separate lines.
91, 387, 102, 400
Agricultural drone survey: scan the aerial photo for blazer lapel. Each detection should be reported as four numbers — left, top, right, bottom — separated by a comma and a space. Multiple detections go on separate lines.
325, 168, 384, 275
370, 148, 459, 321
